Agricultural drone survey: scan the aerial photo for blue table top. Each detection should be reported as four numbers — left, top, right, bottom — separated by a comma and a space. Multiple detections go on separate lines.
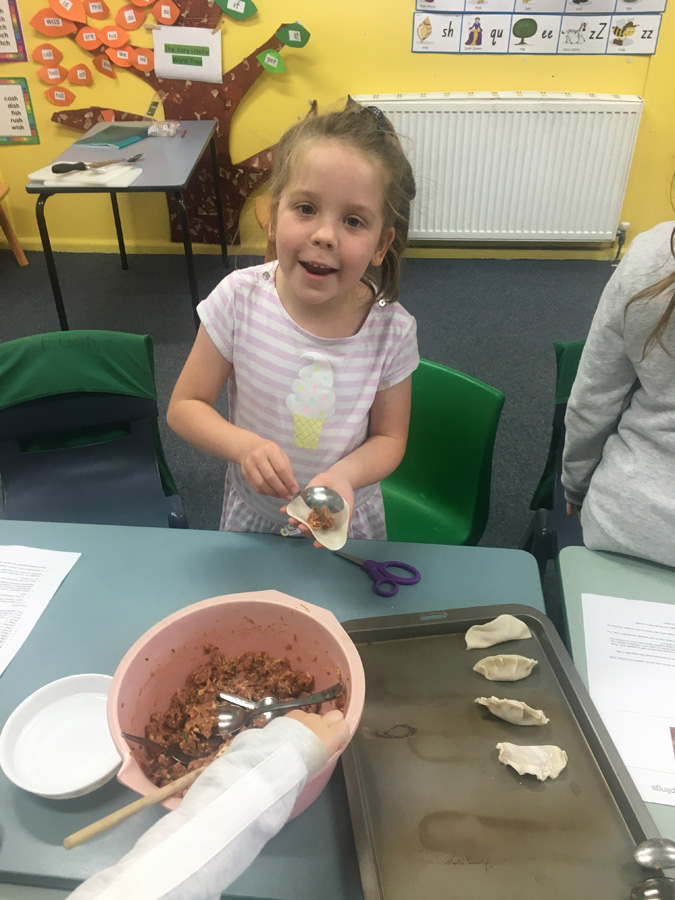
0, 521, 544, 898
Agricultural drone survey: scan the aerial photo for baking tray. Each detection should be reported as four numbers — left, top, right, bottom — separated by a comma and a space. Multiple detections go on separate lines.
341, 604, 660, 900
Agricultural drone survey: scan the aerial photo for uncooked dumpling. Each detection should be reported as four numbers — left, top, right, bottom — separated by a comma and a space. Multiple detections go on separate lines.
473, 654, 538, 682
476, 696, 549, 726
496, 743, 567, 781
285, 494, 350, 551
465, 615, 532, 649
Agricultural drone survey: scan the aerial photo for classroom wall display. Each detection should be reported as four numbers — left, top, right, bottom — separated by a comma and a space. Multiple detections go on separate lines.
0, 0, 27, 62
152, 25, 223, 83
0, 77, 39, 144
412, 8, 662, 51
35, 0, 313, 245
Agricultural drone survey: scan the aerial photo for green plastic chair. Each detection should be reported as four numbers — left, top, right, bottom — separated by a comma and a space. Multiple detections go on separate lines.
382, 358, 505, 545
0, 330, 186, 528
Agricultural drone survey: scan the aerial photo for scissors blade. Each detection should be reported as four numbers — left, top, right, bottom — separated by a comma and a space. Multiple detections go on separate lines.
333, 550, 366, 565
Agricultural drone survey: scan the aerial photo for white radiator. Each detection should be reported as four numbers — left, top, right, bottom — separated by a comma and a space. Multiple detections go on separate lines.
353, 92, 643, 243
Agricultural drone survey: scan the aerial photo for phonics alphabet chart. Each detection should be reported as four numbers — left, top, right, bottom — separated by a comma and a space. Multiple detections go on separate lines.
0, 78, 39, 144
413, 0, 663, 52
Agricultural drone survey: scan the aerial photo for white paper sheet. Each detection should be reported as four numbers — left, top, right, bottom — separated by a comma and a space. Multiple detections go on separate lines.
0, 545, 80, 678
153, 26, 222, 84
583, 592, 675, 807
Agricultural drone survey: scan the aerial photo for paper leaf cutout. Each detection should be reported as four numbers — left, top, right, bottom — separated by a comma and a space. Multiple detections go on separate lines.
256, 49, 285, 73
30, 9, 78, 36
67, 63, 92, 85
216, 0, 257, 19
93, 54, 117, 77
131, 46, 154, 71
105, 45, 133, 67
98, 25, 130, 47
276, 22, 310, 47
116, 4, 145, 29
85, 0, 109, 18
130, 0, 154, 7
37, 64, 69, 84
32, 42, 63, 64
45, 86, 76, 106
152, 0, 178, 24
75, 25, 103, 49
48, 0, 87, 23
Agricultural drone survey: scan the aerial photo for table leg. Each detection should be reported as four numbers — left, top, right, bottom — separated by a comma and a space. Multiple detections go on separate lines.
209, 135, 228, 268
109, 192, 128, 270
174, 190, 200, 330
35, 193, 69, 331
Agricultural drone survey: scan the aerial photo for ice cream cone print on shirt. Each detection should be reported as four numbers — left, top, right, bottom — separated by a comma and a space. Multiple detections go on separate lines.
286, 352, 336, 450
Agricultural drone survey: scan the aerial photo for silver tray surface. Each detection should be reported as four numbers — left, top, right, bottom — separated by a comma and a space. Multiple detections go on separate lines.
341, 604, 659, 900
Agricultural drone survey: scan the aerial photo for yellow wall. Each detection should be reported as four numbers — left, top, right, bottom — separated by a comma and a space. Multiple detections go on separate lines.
2, 0, 674, 259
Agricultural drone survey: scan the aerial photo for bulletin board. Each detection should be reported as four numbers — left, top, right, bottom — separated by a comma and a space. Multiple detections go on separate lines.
0, 77, 39, 144
413, 0, 664, 53
0, 0, 27, 62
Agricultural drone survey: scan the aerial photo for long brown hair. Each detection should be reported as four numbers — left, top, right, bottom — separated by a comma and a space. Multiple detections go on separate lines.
625, 224, 675, 359
266, 102, 416, 304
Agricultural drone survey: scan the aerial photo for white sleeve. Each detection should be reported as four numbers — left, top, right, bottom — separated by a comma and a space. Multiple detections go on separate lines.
68, 718, 328, 900
561, 244, 640, 506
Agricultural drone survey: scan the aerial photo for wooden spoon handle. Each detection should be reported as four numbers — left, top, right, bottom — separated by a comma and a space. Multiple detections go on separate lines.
63, 764, 207, 850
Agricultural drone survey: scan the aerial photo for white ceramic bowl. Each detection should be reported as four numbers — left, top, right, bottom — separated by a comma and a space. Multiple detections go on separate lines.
0, 673, 122, 799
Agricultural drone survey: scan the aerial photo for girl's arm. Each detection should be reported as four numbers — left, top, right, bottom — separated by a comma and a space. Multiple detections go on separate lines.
168, 327, 299, 501
561, 254, 639, 508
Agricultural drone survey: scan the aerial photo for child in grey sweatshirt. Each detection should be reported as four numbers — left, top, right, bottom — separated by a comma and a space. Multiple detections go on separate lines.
562, 220, 675, 568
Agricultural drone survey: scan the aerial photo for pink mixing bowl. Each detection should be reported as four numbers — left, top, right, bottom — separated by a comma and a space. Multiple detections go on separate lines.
107, 590, 365, 817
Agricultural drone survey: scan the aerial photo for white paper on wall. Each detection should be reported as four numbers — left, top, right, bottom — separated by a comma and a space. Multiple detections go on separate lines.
412, 11, 463, 50
153, 25, 222, 84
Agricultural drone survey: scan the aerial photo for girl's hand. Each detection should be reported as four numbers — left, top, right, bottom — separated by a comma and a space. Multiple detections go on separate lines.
282, 472, 355, 548
566, 501, 582, 522
286, 709, 349, 756
239, 438, 299, 501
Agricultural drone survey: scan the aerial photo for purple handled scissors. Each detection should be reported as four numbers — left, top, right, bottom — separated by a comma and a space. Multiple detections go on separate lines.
333, 550, 421, 597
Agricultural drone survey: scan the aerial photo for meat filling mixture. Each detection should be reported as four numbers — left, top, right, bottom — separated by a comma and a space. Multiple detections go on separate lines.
307, 505, 334, 531
143, 647, 315, 787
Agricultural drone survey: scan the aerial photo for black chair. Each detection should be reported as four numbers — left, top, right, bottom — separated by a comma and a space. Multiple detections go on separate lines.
0, 331, 187, 528
522, 340, 586, 582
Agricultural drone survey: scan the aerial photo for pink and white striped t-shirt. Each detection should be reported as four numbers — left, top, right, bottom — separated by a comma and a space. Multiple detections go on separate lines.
197, 261, 419, 537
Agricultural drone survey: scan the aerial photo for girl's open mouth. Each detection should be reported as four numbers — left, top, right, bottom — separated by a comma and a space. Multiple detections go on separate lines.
300, 261, 338, 277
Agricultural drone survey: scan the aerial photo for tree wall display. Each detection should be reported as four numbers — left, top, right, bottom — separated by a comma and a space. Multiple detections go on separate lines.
30, 0, 312, 245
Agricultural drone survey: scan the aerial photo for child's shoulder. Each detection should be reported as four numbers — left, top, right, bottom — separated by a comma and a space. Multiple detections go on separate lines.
370, 299, 417, 334
222, 260, 276, 291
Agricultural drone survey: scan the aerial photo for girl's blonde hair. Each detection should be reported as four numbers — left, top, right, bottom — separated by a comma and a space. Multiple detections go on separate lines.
267, 102, 416, 303
625, 224, 675, 359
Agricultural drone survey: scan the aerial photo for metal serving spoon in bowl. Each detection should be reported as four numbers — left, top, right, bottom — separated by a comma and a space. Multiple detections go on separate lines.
122, 731, 194, 766
216, 682, 346, 737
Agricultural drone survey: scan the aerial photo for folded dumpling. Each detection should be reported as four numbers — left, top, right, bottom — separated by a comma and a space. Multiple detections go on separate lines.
476, 696, 549, 726
473, 654, 538, 682
496, 743, 568, 781
465, 614, 532, 649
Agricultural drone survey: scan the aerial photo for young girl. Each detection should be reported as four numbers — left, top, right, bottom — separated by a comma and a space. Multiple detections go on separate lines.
168, 104, 419, 541
562, 220, 675, 567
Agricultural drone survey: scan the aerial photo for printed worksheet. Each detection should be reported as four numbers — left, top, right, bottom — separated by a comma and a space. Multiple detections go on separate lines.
0, 546, 80, 677
583, 592, 675, 806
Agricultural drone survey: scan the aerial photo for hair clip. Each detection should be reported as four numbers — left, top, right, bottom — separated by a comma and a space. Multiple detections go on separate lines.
362, 105, 389, 133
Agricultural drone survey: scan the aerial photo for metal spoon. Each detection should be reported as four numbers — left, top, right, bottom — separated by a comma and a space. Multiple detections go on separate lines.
630, 877, 675, 900
216, 681, 345, 736
122, 731, 194, 766
299, 486, 345, 514
635, 839, 675, 870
